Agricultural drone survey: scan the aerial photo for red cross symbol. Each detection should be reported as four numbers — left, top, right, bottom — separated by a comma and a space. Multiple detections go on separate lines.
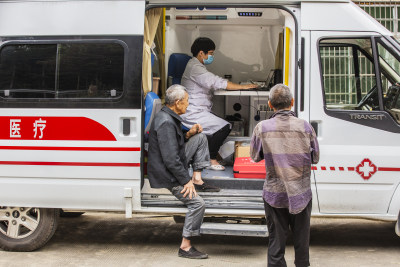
356, 158, 377, 180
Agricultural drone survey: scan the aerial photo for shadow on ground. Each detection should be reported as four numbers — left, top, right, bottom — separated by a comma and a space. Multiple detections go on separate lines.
52, 213, 398, 248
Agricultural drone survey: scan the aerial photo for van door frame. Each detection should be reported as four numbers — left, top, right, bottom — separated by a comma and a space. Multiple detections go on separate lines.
144, 3, 300, 110
142, 3, 301, 214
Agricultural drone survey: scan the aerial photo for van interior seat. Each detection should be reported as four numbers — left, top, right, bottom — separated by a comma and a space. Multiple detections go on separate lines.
144, 92, 162, 137
168, 53, 192, 85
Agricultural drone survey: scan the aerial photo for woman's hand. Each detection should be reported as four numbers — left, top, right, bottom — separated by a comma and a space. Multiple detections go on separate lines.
226, 81, 259, 90
241, 84, 259, 90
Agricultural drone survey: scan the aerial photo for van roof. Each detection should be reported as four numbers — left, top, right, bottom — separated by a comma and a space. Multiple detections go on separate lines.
148, 0, 350, 5
0, 0, 350, 3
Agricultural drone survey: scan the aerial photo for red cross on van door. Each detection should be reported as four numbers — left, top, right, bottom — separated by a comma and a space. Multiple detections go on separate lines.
356, 158, 377, 180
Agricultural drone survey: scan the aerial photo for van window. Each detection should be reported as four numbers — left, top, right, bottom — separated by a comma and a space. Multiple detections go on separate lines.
0, 43, 124, 99
319, 38, 380, 111
0, 44, 57, 98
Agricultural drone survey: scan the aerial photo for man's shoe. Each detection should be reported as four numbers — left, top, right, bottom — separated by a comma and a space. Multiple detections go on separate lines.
194, 183, 220, 192
178, 247, 208, 259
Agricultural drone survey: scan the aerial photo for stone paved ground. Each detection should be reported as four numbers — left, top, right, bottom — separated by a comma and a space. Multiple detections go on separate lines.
0, 213, 399, 267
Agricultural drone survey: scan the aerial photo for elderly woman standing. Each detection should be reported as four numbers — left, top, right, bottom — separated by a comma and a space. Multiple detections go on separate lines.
181, 37, 258, 170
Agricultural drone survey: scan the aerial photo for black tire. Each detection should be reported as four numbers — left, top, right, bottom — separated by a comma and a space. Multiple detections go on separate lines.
0, 207, 59, 252
60, 210, 85, 218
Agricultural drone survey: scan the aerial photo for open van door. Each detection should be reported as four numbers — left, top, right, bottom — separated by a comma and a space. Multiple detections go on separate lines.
309, 30, 400, 215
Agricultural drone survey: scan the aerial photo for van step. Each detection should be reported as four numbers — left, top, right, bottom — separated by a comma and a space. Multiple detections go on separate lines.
141, 188, 264, 209
201, 167, 265, 190
141, 189, 264, 209
200, 222, 268, 237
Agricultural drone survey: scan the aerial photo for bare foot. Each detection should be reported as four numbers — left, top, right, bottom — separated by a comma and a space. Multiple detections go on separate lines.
192, 171, 204, 185
180, 237, 191, 251
210, 159, 219, 166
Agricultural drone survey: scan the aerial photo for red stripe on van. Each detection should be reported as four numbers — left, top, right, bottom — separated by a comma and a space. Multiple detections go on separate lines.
378, 167, 400, 171
2, 116, 116, 141
0, 161, 139, 167
0, 146, 140, 151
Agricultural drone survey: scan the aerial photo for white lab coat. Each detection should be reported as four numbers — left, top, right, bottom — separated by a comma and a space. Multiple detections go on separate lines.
181, 57, 230, 135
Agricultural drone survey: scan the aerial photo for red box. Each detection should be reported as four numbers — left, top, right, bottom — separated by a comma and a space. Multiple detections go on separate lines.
233, 157, 266, 179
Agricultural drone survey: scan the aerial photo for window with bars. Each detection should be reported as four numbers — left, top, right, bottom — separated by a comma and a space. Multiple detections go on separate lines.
320, 46, 376, 105
319, 37, 400, 124
318, 3, 400, 110
319, 38, 380, 111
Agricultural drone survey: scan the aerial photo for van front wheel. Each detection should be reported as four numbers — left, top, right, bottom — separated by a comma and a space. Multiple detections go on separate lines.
0, 207, 59, 251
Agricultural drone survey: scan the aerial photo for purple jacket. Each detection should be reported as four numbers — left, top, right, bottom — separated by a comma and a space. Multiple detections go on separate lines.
250, 110, 320, 214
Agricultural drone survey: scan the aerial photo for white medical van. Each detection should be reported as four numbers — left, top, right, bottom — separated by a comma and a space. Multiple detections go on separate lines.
0, 0, 399, 252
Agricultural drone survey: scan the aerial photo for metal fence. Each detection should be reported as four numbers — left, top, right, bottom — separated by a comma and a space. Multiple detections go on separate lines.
354, 1, 400, 38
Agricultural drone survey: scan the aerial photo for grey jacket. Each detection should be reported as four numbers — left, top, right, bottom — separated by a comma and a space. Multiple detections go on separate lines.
147, 106, 191, 189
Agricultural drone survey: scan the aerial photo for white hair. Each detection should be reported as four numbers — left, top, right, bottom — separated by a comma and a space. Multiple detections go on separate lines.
165, 84, 187, 105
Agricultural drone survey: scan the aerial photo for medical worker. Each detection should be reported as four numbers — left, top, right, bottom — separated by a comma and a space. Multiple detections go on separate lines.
181, 37, 258, 171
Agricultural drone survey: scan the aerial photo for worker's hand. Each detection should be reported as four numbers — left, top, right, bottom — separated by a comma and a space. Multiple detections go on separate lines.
181, 180, 197, 199
241, 84, 259, 90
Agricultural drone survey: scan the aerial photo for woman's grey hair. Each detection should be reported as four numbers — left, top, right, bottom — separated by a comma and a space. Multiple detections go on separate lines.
165, 84, 188, 106
269, 84, 293, 110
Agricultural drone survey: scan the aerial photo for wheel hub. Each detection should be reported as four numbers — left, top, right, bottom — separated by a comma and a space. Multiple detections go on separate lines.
0, 207, 40, 239
12, 210, 20, 219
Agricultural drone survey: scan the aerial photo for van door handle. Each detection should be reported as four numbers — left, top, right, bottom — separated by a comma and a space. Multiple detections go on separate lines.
311, 121, 318, 136
123, 119, 130, 135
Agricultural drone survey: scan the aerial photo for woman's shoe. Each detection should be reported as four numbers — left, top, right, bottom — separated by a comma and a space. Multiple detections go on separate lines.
208, 164, 225, 171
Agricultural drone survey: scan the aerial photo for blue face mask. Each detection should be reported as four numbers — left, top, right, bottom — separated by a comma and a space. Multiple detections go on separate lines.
203, 55, 214, 65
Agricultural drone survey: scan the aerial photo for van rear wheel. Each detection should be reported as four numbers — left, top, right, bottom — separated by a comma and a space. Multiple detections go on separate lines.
0, 207, 59, 251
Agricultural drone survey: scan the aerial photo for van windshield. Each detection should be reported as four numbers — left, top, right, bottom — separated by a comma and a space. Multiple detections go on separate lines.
391, 36, 400, 47
377, 42, 400, 82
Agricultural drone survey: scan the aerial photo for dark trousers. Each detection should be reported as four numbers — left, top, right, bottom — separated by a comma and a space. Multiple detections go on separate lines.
206, 124, 231, 160
185, 133, 210, 171
264, 200, 312, 267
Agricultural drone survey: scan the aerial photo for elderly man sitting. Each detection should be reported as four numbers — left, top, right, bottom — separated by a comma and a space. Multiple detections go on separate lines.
147, 84, 216, 259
